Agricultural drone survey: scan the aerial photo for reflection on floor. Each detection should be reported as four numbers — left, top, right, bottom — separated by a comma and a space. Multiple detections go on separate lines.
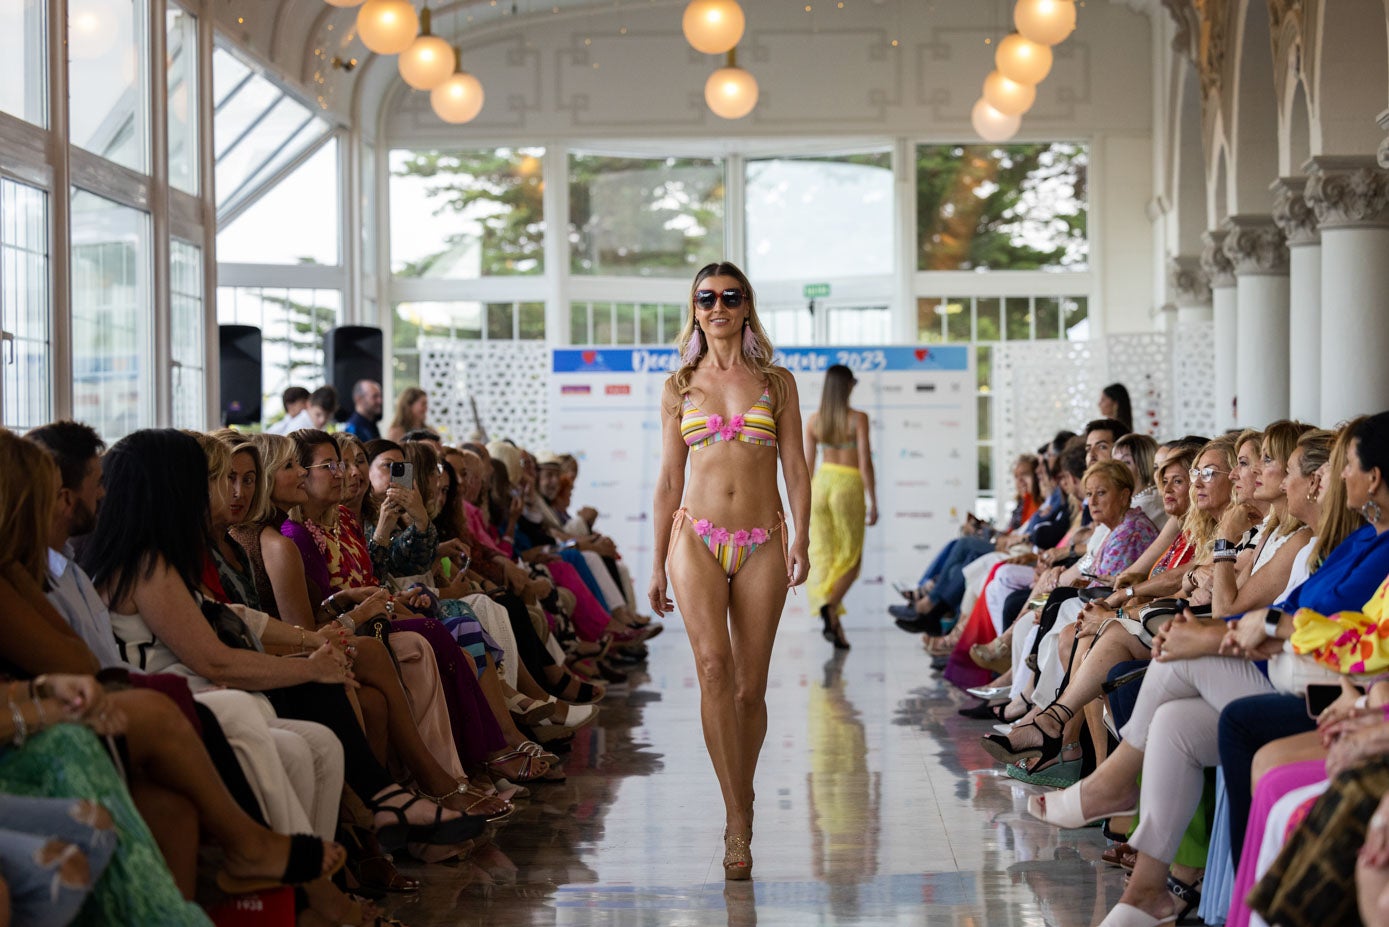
387, 619, 1128, 926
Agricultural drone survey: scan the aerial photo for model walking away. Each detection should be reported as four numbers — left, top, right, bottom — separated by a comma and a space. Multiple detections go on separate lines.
648, 262, 812, 881
804, 364, 878, 650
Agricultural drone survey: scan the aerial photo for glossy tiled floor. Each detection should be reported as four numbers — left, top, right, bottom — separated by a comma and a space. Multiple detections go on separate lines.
387, 616, 1128, 926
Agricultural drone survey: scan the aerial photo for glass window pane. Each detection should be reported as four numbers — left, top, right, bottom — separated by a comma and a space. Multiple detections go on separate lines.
487, 302, 514, 340
638, 304, 659, 344
217, 140, 340, 265
71, 190, 151, 442
916, 297, 945, 344
827, 305, 891, 344
944, 298, 970, 342
976, 344, 992, 393
170, 239, 204, 428
167, 7, 198, 195
1005, 297, 1031, 341
217, 286, 339, 423
975, 297, 1001, 342
614, 303, 636, 344
917, 143, 1089, 271
1064, 296, 1089, 340
746, 151, 892, 280
0, 0, 46, 126
592, 303, 613, 344
390, 148, 545, 278
978, 445, 993, 497
661, 303, 684, 344
69, 0, 149, 172
978, 395, 992, 441
570, 304, 589, 344
518, 302, 545, 340
569, 154, 724, 277
1, 179, 51, 431
1035, 296, 1061, 340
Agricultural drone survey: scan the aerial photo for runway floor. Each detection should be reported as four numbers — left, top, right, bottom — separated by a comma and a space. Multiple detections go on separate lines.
388, 615, 1128, 926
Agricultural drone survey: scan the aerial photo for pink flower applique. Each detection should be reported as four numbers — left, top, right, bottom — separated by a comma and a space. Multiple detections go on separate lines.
693, 519, 713, 537
731, 529, 751, 547
749, 528, 769, 545
722, 414, 745, 441
710, 527, 730, 545
706, 413, 724, 436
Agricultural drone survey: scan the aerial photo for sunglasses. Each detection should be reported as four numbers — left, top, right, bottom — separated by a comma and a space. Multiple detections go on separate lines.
694, 288, 746, 310
1189, 466, 1228, 483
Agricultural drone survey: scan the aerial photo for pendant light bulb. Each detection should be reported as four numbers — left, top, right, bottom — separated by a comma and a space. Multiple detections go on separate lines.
398, 8, 455, 89
431, 53, 485, 123
1014, 0, 1077, 46
971, 97, 1022, 143
356, 0, 419, 55
682, 0, 745, 55
994, 32, 1053, 85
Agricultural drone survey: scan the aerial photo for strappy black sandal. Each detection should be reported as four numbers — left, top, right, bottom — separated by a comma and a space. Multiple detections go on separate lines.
980, 703, 1073, 766
369, 786, 484, 852
1166, 873, 1203, 924
216, 833, 344, 894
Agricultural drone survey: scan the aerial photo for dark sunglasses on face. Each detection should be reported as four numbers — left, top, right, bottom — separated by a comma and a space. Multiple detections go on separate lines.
694, 288, 745, 310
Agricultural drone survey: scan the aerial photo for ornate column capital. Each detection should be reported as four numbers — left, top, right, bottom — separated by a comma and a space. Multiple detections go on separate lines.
1271, 176, 1319, 246
1167, 254, 1212, 305
1200, 229, 1236, 288
1221, 214, 1289, 276
1306, 156, 1389, 231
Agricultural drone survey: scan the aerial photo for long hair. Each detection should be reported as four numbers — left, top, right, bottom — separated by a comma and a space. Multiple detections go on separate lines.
390, 387, 428, 435
1159, 447, 1199, 520
1014, 453, 1043, 507
1310, 419, 1368, 569
1258, 420, 1316, 537
402, 440, 442, 520
81, 429, 211, 605
669, 262, 786, 414
0, 429, 60, 582
1182, 435, 1238, 559
215, 434, 267, 527
1114, 433, 1158, 491
815, 364, 856, 447
1102, 383, 1132, 430
435, 455, 465, 542
246, 432, 297, 524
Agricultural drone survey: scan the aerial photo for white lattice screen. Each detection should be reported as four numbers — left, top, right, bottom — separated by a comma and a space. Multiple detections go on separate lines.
993, 329, 1215, 472
420, 339, 550, 448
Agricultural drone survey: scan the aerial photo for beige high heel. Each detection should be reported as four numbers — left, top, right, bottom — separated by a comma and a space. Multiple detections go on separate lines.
723, 831, 752, 881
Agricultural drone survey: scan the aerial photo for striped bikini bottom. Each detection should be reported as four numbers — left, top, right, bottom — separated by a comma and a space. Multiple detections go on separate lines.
669, 507, 788, 578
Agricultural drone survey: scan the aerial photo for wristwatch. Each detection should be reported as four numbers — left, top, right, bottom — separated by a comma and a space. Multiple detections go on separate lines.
1213, 538, 1239, 563
1263, 608, 1284, 639
1124, 586, 1136, 599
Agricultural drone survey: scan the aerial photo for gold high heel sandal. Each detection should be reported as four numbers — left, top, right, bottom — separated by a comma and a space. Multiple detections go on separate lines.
723, 831, 752, 881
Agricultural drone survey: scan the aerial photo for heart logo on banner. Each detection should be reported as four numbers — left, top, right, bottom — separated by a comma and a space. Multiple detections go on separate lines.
914, 348, 930, 362
582, 350, 598, 364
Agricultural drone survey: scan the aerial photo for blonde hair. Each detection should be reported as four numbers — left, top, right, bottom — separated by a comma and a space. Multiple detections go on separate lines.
815, 364, 856, 447
1260, 420, 1316, 538
668, 262, 787, 414
189, 431, 231, 482
1232, 429, 1263, 503
0, 429, 60, 581
1310, 419, 1368, 569
247, 432, 298, 522
1183, 435, 1238, 559
1114, 433, 1158, 491
1083, 459, 1137, 498
213, 431, 268, 527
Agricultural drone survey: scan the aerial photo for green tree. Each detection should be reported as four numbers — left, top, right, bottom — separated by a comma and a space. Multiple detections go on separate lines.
917, 143, 1088, 271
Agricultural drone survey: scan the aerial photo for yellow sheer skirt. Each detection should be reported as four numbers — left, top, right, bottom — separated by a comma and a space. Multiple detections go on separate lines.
808, 462, 866, 617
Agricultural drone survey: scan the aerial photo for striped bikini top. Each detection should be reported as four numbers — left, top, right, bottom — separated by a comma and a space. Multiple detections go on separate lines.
681, 388, 778, 450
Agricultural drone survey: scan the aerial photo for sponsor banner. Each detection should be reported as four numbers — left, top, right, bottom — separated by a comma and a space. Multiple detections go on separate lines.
551, 344, 975, 623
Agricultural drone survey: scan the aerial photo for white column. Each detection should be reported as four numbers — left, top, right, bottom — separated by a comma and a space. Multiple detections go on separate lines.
1167, 254, 1213, 322
1272, 176, 1321, 423
1201, 230, 1238, 429
1222, 215, 1290, 427
1307, 156, 1389, 422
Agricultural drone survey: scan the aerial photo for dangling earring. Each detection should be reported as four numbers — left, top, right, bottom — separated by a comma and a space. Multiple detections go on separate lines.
1305, 476, 1320, 504
1362, 498, 1384, 524
741, 320, 758, 359
683, 327, 704, 365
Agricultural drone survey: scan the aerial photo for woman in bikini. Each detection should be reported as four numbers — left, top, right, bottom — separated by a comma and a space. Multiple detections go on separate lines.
804, 364, 878, 651
649, 261, 812, 881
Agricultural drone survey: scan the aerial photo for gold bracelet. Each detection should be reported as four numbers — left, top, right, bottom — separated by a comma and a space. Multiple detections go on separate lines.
298, 628, 306, 654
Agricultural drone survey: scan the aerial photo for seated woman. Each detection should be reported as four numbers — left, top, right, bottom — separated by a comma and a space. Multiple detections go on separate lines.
0, 429, 364, 923
81, 429, 472, 854
1027, 418, 1389, 927
981, 459, 1158, 766
283, 431, 558, 787
201, 434, 511, 829
1114, 433, 1166, 529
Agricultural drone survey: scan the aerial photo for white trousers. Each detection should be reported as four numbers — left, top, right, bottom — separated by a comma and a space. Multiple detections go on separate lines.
194, 689, 315, 835
984, 565, 1035, 635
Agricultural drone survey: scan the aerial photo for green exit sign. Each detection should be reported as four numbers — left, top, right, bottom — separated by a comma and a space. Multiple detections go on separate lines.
803, 283, 831, 299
